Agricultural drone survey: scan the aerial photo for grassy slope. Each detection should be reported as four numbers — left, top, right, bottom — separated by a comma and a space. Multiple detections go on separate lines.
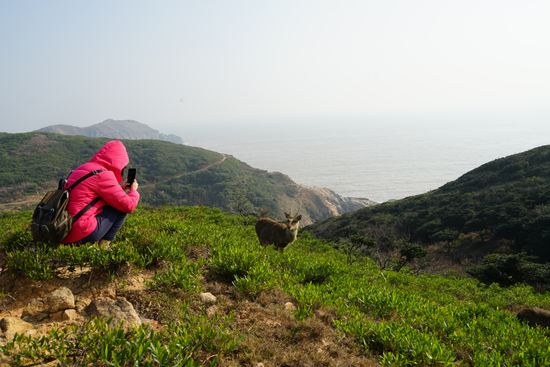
0, 132, 221, 201
306, 144, 550, 261
1, 206, 550, 366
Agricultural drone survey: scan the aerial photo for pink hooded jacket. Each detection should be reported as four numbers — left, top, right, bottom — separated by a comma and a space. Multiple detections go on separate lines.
62, 141, 140, 243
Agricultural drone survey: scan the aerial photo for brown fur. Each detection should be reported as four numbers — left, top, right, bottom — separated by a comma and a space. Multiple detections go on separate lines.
255, 212, 302, 253
516, 307, 550, 328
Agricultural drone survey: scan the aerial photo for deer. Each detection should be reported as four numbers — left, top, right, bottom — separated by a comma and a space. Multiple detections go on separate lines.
255, 202, 302, 253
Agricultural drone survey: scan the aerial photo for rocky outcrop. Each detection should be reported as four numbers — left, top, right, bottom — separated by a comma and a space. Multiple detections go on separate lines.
276, 185, 377, 226
0, 286, 142, 346
21, 287, 76, 323
306, 186, 377, 216
36, 119, 184, 144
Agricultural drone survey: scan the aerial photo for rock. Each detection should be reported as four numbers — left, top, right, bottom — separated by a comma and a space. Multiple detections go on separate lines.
22, 287, 76, 322
46, 287, 75, 313
49, 309, 77, 322
84, 297, 141, 330
303, 185, 377, 221
199, 292, 217, 304
22, 298, 47, 319
0, 317, 33, 334
75, 297, 92, 313
206, 305, 218, 318
517, 307, 550, 328
284, 302, 296, 312
62, 309, 78, 321
23, 329, 38, 337
49, 311, 65, 322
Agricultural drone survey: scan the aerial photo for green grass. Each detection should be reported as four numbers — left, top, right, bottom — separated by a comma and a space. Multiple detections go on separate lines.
1, 205, 550, 366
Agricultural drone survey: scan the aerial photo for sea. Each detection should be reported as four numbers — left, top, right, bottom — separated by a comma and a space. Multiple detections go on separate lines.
179, 117, 550, 203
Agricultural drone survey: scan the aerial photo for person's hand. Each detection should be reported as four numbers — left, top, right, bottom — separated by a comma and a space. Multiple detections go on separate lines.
122, 178, 130, 190
131, 180, 139, 191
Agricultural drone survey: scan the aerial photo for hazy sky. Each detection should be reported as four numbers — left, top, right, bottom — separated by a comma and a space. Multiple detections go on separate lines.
1, 0, 549, 134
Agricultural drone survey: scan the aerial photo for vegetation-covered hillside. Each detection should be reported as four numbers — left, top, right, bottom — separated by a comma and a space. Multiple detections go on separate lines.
0, 132, 369, 222
1, 206, 549, 366
0, 132, 220, 204
306, 144, 550, 262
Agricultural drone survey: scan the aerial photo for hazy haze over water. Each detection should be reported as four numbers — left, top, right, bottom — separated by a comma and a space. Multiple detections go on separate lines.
182, 118, 550, 203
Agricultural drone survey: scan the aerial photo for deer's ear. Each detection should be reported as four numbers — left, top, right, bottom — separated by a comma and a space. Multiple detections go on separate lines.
295, 215, 302, 221
284, 212, 290, 218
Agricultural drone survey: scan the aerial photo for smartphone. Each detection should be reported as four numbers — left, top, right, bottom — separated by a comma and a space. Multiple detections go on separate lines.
127, 168, 137, 185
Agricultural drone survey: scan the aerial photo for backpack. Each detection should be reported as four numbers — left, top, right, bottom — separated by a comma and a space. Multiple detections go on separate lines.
31, 170, 103, 244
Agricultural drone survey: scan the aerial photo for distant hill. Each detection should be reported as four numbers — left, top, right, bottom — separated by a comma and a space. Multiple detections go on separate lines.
35, 119, 184, 144
0, 132, 375, 224
305, 145, 550, 261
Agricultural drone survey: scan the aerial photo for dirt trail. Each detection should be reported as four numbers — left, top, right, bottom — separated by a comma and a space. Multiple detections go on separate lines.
141, 153, 229, 189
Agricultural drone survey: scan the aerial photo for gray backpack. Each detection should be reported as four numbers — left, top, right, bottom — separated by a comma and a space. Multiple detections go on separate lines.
31, 170, 103, 244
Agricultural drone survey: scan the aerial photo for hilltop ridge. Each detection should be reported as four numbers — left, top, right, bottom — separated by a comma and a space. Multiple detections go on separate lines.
35, 119, 184, 144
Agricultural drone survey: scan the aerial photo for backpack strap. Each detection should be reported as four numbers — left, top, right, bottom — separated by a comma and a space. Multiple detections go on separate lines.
67, 170, 104, 191
74, 196, 102, 221
67, 170, 104, 222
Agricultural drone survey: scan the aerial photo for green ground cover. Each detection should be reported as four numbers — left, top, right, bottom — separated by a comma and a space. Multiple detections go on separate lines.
1, 206, 549, 366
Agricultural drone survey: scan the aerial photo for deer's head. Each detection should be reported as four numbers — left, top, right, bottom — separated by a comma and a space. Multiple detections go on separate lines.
284, 201, 302, 230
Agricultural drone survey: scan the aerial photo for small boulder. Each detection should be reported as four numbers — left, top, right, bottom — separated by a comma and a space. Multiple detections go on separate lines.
206, 305, 218, 318
49, 309, 77, 322
84, 297, 141, 330
63, 309, 78, 321
46, 287, 75, 313
199, 292, 217, 304
21, 299, 48, 322
75, 296, 92, 313
49, 311, 65, 322
284, 302, 297, 312
0, 317, 33, 334
22, 298, 46, 317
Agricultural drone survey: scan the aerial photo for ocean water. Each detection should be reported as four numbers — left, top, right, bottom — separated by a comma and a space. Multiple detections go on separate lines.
181, 118, 550, 203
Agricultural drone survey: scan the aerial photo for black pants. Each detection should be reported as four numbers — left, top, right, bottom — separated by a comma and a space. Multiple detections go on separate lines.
80, 205, 127, 243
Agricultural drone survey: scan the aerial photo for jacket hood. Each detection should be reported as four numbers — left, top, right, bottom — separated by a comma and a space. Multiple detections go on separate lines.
88, 141, 129, 182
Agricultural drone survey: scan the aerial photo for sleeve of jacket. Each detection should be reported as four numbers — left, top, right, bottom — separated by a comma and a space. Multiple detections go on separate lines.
96, 171, 140, 213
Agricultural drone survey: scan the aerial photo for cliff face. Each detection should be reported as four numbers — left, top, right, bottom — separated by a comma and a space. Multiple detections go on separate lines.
36, 120, 184, 144
269, 182, 377, 226
298, 186, 376, 225
306, 186, 377, 216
